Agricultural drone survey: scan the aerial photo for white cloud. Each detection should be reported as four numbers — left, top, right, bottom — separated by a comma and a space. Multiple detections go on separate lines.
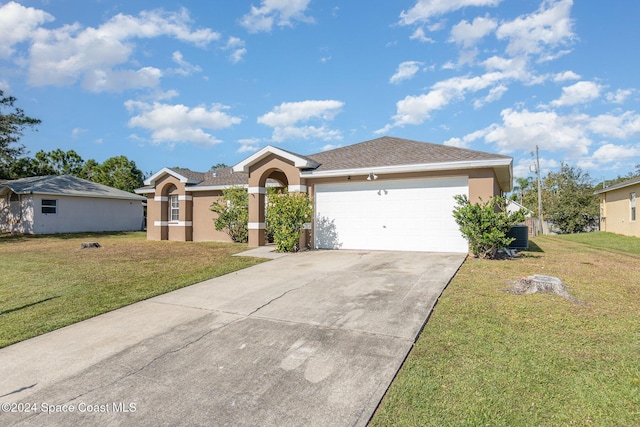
71, 128, 86, 138
553, 70, 580, 82
409, 27, 434, 43
550, 81, 601, 107
443, 128, 488, 148
606, 88, 634, 104
496, 0, 574, 57
0, 1, 54, 59
484, 108, 592, 156
586, 111, 640, 139
125, 100, 241, 146
474, 84, 508, 108
592, 143, 640, 164
449, 16, 497, 48
399, 0, 503, 25
170, 51, 202, 76
224, 37, 247, 63
240, 0, 313, 33
82, 67, 163, 93
379, 71, 513, 130
21, 7, 218, 91
390, 61, 423, 84
321, 144, 342, 151
237, 138, 262, 153
257, 100, 344, 142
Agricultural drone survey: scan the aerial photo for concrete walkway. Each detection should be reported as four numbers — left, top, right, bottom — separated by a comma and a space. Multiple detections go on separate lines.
0, 250, 465, 426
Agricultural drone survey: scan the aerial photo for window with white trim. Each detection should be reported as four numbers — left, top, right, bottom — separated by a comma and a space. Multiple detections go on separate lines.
631, 192, 636, 221
41, 199, 57, 214
170, 195, 179, 221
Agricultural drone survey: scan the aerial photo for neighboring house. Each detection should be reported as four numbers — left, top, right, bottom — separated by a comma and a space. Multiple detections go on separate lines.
0, 175, 146, 235
507, 199, 533, 217
136, 136, 513, 253
595, 176, 640, 237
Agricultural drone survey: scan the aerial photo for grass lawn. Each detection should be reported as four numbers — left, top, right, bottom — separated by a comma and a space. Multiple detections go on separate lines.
371, 232, 640, 426
0, 232, 266, 349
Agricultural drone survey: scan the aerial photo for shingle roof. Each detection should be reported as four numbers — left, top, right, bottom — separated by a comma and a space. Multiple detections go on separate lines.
0, 175, 146, 201
141, 136, 512, 191
306, 136, 510, 171
195, 167, 249, 188
594, 175, 640, 194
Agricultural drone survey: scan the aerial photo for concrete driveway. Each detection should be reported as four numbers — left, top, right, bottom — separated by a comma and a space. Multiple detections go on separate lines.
0, 249, 465, 426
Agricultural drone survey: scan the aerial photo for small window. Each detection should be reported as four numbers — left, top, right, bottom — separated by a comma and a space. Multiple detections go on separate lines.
631, 192, 636, 221
170, 195, 179, 221
42, 199, 57, 214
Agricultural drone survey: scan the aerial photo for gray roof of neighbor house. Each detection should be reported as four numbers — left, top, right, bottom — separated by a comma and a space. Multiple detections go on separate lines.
305, 136, 511, 171
594, 176, 640, 194
0, 175, 146, 201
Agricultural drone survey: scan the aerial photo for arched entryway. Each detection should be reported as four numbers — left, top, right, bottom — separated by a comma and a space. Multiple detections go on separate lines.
233, 147, 316, 247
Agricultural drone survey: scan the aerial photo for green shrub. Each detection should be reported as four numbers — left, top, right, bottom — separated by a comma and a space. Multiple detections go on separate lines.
210, 186, 249, 243
266, 191, 313, 252
452, 195, 526, 259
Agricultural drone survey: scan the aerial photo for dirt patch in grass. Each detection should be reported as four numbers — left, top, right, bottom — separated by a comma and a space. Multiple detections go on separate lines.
371, 235, 640, 426
0, 232, 266, 348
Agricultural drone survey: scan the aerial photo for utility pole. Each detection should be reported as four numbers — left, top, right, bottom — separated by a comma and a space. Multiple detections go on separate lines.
535, 145, 544, 235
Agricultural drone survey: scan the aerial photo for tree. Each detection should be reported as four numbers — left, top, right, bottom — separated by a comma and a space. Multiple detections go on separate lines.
543, 164, 598, 234
80, 158, 100, 180
210, 163, 228, 171
90, 155, 144, 193
30, 149, 85, 176
452, 195, 526, 259
210, 186, 249, 243
0, 90, 41, 179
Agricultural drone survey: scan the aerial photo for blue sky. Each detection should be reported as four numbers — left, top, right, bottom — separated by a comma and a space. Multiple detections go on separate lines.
1, 0, 639, 184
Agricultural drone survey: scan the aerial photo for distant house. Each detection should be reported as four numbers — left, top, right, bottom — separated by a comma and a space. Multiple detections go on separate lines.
136, 136, 514, 253
595, 176, 640, 237
507, 199, 533, 217
0, 175, 146, 235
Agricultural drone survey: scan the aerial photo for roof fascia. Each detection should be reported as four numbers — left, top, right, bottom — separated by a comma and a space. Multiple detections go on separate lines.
594, 178, 640, 194
299, 158, 511, 177
9, 191, 145, 201
301, 158, 513, 192
232, 145, 319, 173
144, 167, 200, 186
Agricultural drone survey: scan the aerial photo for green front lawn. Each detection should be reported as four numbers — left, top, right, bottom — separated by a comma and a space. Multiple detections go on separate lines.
372, 232, 640, 426
0, 232, 266, 348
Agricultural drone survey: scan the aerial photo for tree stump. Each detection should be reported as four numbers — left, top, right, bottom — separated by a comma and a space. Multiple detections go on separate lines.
510, 274, 582, 304
80, 242, 101, 249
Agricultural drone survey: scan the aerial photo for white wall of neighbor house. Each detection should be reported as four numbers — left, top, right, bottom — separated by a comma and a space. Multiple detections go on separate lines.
31, 195, 144, 234
0, 194, 35, 234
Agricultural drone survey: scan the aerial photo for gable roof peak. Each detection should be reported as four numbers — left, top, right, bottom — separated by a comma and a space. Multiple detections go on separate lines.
232, 145, 319, 173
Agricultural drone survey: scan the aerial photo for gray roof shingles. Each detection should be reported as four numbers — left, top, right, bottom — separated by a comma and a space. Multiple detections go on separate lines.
148, 137, 511, 189
306, 136, 510, 171
1, 175, 146, 200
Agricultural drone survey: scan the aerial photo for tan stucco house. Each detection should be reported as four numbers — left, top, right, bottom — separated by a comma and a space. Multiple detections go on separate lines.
595, 176, 639, 237
136, 136, 513, 253
0, 175, 146, 235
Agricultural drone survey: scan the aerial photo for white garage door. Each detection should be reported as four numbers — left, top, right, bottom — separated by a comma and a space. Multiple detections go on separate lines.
314, 176, 468, 253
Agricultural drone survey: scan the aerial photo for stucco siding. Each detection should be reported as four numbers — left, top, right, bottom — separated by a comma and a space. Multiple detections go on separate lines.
599, 183, 640, 237
192, 192, 233, 242
30, 195, 143, 234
